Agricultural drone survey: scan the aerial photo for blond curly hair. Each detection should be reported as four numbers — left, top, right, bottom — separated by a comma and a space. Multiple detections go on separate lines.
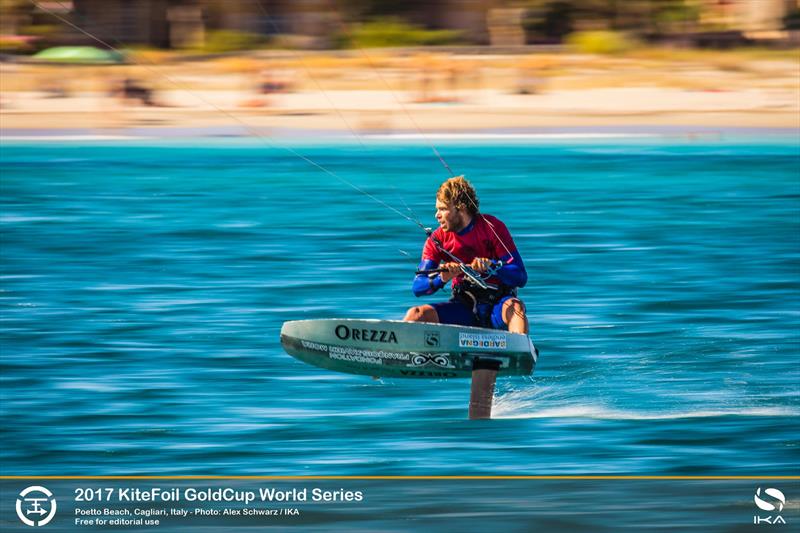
436, 176, 479, 216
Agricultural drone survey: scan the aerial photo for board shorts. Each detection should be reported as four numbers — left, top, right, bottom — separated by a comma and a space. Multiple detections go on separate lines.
431, 295, 516, 330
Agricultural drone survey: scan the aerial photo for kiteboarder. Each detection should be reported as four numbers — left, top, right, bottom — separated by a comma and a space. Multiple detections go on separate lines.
403, 176, 529, 334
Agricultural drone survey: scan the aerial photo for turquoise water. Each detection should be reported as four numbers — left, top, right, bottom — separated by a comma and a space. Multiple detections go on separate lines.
1, 138, 798, 479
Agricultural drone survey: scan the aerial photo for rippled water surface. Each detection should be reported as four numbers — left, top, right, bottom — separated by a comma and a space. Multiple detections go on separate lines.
1, 138, 798, 476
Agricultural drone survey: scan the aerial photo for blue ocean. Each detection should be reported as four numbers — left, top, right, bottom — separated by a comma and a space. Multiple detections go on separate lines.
1, 136, 798, 530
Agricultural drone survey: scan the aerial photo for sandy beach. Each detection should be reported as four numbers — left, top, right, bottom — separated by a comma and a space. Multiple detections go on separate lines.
1, 51, 798, 136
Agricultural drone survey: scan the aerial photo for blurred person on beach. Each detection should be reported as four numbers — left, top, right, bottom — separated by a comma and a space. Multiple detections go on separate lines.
258, 69, 289, 94
404, 176, 529, 334
110, 77, 158, 106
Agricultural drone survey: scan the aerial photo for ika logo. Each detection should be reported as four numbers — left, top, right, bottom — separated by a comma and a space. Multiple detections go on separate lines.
16, 486, 57, 527
753, 487, 787, 526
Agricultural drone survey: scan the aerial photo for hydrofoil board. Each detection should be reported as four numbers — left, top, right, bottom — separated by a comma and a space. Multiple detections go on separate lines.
280, 319, 537, 378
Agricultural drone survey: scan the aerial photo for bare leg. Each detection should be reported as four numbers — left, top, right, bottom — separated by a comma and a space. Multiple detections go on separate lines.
403, 305, 439, 323
502, 298, 529, 334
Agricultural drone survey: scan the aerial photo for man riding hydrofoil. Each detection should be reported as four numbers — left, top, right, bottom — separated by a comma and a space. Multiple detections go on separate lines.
403, 176, 529, 334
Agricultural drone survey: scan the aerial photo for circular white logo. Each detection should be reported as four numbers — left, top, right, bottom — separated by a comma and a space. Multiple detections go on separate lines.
754, 487, 785, 512
16, 486, 57, 527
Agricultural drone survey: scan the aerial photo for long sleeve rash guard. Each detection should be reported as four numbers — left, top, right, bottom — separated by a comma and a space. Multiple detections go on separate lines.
412, 214, 527, 296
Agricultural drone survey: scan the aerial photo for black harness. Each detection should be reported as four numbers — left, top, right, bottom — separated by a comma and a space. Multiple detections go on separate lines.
452, 280, 516, 328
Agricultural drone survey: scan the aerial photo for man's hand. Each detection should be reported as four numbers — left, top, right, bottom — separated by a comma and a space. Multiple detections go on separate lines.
439, 262, 462, 282
470, 257, 492, 273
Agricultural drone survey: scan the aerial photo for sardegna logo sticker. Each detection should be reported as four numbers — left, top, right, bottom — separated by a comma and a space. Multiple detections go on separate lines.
16, 486, 57, 527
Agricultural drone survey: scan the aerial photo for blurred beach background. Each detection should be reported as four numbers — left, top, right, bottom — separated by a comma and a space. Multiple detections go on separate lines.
0, 0, 798, 136
1, 7, 800, 531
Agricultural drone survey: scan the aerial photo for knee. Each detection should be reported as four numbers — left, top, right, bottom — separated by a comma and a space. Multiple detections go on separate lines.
404, 305, 437, 323
503, 298, 526, 317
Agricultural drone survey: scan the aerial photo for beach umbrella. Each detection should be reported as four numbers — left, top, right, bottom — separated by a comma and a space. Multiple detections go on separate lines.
32, 46, 125, 64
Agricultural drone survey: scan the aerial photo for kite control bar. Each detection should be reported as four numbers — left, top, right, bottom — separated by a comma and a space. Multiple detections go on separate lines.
415, 261, 503, 291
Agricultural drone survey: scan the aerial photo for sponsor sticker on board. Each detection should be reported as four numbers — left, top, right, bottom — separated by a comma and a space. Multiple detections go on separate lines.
458, 332, 507, 350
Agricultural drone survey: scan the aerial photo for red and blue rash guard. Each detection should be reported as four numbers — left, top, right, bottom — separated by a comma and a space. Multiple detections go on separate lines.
412, 214, 527, 296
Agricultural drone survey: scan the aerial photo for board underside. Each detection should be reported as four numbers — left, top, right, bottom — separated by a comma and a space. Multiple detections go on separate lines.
280, 319, 537, 378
